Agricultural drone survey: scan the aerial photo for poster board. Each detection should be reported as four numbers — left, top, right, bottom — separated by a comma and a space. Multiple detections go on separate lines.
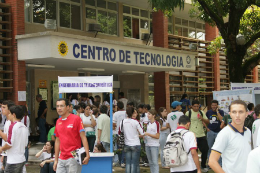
213, 89, 255, 115
231, 83, 260, 94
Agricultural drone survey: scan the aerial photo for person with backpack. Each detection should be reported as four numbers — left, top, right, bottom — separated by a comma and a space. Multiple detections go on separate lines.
185, 100, 209, 172
205, 100, 224, 167
209, 100, 251, 173
144, 109, 160, 173
166, 101, 184, 132
180, 94, 191, 113
245, 103, 255, 131
164, 115, 201, 173
118, 107, 144, 173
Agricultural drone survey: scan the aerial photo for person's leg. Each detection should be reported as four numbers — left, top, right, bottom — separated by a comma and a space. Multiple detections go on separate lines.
206, 130, 215, 159
39, 118, 47, 143
68, 158, 82, 173
131, 145, 141, 173
49, 162, 55, 173
113, 135, 119, 164
24, 145, 29, 164
56, 159, 68, 173
198, 137, 209, 168
145, 146, 153, 172
159, 133, 168, 168
124, 145, 131, 173
149, 146, 159, 173
41, 163, 49, 173
87, 136, 95, 152
4, 162, 25, 173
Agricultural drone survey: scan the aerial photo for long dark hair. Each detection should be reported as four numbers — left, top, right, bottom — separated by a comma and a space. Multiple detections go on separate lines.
47, 140, 55, 158
158, 107, 166, 126
95, 143, 106, 152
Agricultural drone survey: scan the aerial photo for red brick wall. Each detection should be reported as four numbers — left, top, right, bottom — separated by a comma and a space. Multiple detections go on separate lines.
6, 0, 26, 105
152, 11, 170, 112
253, 66, 258, 83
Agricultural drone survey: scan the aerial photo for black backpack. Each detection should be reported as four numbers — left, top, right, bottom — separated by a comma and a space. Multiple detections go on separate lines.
118, 119, 125, 148
188, 110, 204, 120
244, 112, 255, 131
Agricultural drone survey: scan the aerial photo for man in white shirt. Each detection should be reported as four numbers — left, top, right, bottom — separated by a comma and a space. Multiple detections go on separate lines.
0, 105, 28, 173
246, 146, 260, 173
209, 100, 251, 173
168, 115, 201, 173
118, 92, 128, 110
252, 104, 260, 148
113, 101, 126, 167
166, 101, 184, 131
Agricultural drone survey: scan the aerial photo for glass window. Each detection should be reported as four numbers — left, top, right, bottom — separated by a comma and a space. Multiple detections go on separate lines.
140, 19, 148, 29
132, 8, 139, 16
168, 16, 173, 24
85, 0, 95, 6
168, 24, 173, 34
46, 0, 56, 20
123, 6, 130, 14
189, 29, 196, 38
175, 26, 182, 36
108, 2, 116, 11
183, 28, 188, 37
175, 17, 181, 25
197, 31, 205, 40
86, 7, 96, 19
203, 24, 205, 30
141, 10, 148, 18
33, 0, 45, 24
71, 5, 81, 29
123, 16, 131, 37
189, 21, 195, 28
59, 2, 70, 28
107, 12, 117, 35
71, 0, 80, 3
182, 19, 188, 26
132, 18, 139, 39
196, 23, 202, 29
97, 0, 106, 8
25, 0, 31, 22
98, 10, 107, 33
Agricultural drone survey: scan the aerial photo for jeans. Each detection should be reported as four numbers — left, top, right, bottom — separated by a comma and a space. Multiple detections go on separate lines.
39, 118, 47, 143
159, 132, 169, 167
40, 162, 56, 173
197, 136, 209, 168
207, 130, 222, 166
145, 146, 159, 173
87, 136, 96, 152
4, 162, 25, 173
101, 141, 110, 153
124, 145, 141, 173
57, 158, 81, 173
114, 135, 125, 164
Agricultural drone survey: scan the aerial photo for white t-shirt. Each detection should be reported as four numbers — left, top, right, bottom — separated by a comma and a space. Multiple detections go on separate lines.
71, 99, 79, 106
6, 121, 28, 164
38, 152, 52, 161
140, 113, 149, 125
118, 98, 128, 110
119, 118, 143, 146
80, 113, 95, 132
168, 127, 197, 172
2, 120, 11, 156
212, 124, 251, 173
166, 111, 184, 131
0, 114, 6, 131
113, 110, 126, 135
246, 146, 260, 173
160, 117, 170, 134
145, 121, 160, 146
252, 119, 260, 148
21, 115, 30, 136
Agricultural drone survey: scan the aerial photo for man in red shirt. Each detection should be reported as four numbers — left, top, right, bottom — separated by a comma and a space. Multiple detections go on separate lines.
53, 98, 90, 173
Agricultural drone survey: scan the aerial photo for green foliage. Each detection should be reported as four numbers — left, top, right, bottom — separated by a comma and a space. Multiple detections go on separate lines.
123, 17, 132, 37
148, 0, 185, 13
207, 36, 225, 55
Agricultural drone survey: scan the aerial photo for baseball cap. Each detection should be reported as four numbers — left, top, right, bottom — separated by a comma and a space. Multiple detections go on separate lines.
171, 101, 182, 108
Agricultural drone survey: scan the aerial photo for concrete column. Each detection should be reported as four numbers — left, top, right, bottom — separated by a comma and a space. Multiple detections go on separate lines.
253, 66, 258, 83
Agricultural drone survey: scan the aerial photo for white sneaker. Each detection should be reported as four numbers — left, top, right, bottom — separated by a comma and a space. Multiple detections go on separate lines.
121, 163, 126, 168
36, 142, 45, 145
201, 168, 209, 172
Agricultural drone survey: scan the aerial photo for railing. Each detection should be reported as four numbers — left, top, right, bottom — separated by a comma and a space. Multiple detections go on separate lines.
0, 3, 12, 92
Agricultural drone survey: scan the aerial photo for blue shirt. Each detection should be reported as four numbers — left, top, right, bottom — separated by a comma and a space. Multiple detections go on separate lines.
180, 99, 191, 111
206, 109, 224, 132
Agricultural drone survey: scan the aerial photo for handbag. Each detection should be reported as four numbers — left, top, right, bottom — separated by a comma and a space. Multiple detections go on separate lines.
118, 119, 125, 148
86, 131, 95, 137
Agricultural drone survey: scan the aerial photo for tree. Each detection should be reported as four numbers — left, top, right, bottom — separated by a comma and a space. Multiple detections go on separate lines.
149, 0, 260, 82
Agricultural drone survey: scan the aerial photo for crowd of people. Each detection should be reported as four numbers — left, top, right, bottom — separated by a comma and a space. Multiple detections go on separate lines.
1, 92, 260, 173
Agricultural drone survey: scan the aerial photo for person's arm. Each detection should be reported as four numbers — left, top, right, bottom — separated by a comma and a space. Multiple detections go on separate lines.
166, 123, 170, 129
199, 113, 209, 124
51, 135, 56, 141
216, 109, 223, 121
80, 131, 90, 165
40, 159, 54, 167
90, 115, 96, 127
208, 151, 224, 173
220, 121, 225, 129
160, 126, 168, 131
190, 149, 201, 173
35, 147, 45, 158
53, 137, 60, 172
0, 131, 7, 141
144, 132, 160, 139
0, 143, 11, 152
41, 108, 48, 119
97, 129, 102, 144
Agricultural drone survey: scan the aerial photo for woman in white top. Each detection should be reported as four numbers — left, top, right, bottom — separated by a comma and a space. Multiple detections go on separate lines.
158, 107, 170, 169
119, 107, 144, 173
35, 140, 55, 173
80, 104, 96, 152
144, 109, 160, 173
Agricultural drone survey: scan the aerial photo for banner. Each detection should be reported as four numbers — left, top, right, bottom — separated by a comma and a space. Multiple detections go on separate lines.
213, 89, 255, 115
58, 76, 113, 93
231, 83, 260, 94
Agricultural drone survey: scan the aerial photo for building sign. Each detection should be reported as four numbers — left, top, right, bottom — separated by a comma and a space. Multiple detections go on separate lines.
17, 33, 197, 71
231, 83, 260, 94
58, 76, 113, 93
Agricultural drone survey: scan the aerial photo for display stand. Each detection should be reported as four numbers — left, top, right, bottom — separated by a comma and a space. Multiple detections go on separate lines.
58, 76, 114, 173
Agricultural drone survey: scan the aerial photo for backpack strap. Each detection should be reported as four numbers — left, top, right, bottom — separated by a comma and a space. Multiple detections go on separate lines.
189, 110, 191, 119
199, 110, 204, 118
250, 111, 255, 117
120, 119, 124, 133
180, 130, 191, 154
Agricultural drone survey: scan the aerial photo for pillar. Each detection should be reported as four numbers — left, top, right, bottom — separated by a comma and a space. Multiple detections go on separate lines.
253, 66, 258, 83
152, 10, 170, 111
6, 0, 26, 105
